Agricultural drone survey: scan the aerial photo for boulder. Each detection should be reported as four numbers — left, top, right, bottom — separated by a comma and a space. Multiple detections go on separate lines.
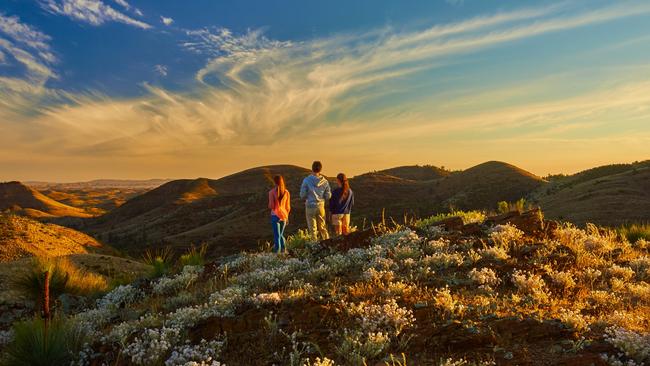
486, 208, 546, 237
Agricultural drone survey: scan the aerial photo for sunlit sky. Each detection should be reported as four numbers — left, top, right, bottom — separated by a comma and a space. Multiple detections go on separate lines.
1, 0, 649, 181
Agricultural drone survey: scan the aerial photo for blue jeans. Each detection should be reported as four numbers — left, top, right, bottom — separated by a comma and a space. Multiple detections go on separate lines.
271, 215, 286, 253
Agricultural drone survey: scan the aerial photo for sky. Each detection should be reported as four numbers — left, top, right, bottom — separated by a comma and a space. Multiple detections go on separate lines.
1, 0, 649, 182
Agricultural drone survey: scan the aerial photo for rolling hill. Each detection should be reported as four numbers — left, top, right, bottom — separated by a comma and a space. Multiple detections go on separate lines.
0, 181, 91, 218
376, 165, 451, 181
0, 213, 107, 262
85, 162, 546, 257
535, 161, 650, 225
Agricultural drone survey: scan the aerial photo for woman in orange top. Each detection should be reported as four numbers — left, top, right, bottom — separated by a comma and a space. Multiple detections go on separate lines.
268, 175, 291, 253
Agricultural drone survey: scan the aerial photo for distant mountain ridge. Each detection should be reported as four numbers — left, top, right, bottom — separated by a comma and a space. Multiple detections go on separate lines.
0, 181, 91, 218
26, 179, 170, 190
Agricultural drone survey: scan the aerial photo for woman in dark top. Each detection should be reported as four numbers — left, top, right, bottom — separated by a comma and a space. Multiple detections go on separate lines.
329, 173, 354, 235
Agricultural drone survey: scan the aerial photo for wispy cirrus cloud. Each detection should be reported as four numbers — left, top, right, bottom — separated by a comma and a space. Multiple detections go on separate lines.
0, 13, 56, 90
2, 1, 650, 178
113, 0, 143, 17
40, 0, 151, 29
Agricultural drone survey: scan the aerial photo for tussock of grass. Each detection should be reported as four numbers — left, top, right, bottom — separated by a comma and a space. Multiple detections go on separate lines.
142, 247, 174, 278
3, 317, 86, 366
619, 223, 650, 244
179, 244, 208, 267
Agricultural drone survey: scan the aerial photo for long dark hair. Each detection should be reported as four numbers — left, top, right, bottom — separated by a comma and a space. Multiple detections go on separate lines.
273, 175, 286, 201
337, 173, 350, 203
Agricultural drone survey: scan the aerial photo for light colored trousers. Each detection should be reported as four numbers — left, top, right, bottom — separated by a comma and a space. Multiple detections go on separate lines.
305, 203, 329, 240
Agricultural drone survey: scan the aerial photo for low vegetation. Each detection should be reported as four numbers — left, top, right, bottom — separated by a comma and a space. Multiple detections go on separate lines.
1, 209, 647, 365
618, 223, 650, 244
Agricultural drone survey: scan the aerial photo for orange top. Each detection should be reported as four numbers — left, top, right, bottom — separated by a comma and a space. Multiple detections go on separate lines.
268, 187, 291, 221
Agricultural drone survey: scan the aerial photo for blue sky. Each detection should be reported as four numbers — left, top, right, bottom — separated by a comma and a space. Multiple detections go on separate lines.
1, 0, 649, 181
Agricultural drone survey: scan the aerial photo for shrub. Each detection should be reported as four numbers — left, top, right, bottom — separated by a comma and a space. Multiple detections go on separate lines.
178, 244, 208, 267
143, 247, 174, 278
3, 317, 86, 366
618, 223, 650, 244
286, 229, 315, 252
602, 326, 650, 365
489, 224, 524, 250
415, 210, 486, 229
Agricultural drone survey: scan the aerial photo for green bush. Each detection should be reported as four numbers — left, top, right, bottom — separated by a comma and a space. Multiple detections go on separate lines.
414, 210, 486, 229
619, 223, 650, 243
286, 229, 313, 251
179, 243, 208, 267
3, 317, 86, 366
142, 247, 174, 278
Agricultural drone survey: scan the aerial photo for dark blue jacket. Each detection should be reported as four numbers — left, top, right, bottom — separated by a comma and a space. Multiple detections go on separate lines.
329, 188, 354, 214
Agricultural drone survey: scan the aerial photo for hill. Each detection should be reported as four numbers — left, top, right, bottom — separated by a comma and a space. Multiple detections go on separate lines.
377, 165, 451, 181
0, 213, 108, 262
0, 181, 91, 218
86, 162, 546, 257
536, 161, 650, 225
435, 161, 546, 209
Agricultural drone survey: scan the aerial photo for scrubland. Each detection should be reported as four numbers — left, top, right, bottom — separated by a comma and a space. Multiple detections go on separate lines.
0, 210, 648, 365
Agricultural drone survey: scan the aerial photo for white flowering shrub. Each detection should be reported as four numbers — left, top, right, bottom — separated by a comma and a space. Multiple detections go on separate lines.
580, 268, 602, 288
252, 292, 282, 305
123, 327, 181, 365
165, 338, 226, 366
629, 256, 650, 281
371, 229, 421, 248
433, 286, 461, 316
545, 268, 575, 292
96, 284, 144, 309
335, 329, 390, 366
602, 326, 650, 366
154, 265, 204, 295
489, 224, 524, 249
511, 270, 549, 302
479, 246, 510, 261
557, 309, 590, 332
208, 285, 248, 316
468, 267, 500, 290
344, 299, 415, 336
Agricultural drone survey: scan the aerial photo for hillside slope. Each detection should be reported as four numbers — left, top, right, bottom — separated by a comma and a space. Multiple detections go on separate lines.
86, 162, 547, 257
377, 165, 451, 181
0, 214, 107, 262
0, 181, 91, 218
435, 161, 546, 209
537, 162, 650, 225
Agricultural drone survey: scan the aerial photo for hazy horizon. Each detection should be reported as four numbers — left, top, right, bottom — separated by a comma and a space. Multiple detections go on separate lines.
2, 1, 650, 182
5, 158, 648, 183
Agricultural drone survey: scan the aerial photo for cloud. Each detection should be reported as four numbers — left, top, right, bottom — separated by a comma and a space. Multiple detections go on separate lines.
154, 64, 168, 76
0, 13, 56, 90
113, 0, 144, 17
160, 16, 173, 26
40, 0, 151, 29
3, 1, 650, 177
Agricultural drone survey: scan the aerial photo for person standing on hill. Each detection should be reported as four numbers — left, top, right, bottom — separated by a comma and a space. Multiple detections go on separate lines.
329, 173, 354, 236
300, 161, 331, 240
268, 175, 291, 253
